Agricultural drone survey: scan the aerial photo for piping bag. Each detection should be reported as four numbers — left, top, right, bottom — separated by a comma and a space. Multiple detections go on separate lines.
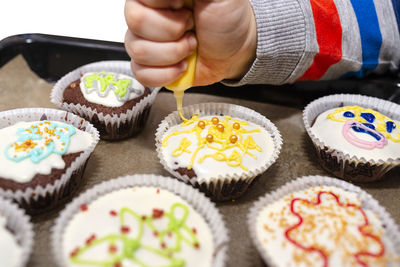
165, 0, 196, 121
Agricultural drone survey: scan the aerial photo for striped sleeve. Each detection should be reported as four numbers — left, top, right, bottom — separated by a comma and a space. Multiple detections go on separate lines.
224, 0, 400, 86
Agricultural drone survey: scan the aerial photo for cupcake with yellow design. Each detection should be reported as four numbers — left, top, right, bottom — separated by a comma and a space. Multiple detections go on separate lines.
155, 103, 282, 201
303, 94, 400, 182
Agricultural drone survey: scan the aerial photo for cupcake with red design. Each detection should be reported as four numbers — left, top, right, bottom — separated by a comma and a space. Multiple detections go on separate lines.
155, 103, 282, 201
303, 94, 400, 182
51, 174, 228, 267
51, 61, 160, 140
248, 175, 400, 267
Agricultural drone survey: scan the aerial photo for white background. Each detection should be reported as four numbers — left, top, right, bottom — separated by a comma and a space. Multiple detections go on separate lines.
1, 0, 127, 43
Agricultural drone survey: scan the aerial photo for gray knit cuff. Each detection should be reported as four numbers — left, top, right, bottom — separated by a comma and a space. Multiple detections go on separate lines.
223, 0, 306, 86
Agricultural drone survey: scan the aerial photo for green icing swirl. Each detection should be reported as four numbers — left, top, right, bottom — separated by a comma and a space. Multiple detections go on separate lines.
70, 203, 199, 267
84, 72, 131, 98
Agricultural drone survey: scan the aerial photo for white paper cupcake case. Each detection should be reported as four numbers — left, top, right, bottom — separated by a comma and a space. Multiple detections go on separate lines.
50, 60, 161, 140
155, 102, 283, 201
0, 108, 99, 214
247, 175, 400, 267
303, 94, 400, 182
51, 174, 229, 267
0, 196, 34, 267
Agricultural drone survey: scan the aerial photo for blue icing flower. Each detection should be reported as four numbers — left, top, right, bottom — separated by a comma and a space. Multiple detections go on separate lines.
360, 112, 375, 123
386, 121, 396, 133
4, 121, 76, 163
343, 111, 355, 118
351, 123, 381, 141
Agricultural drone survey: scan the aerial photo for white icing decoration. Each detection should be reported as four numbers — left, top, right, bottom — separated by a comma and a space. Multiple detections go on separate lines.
255, 186, 399, 267
0, 121, 93, 183
0, 215, 22, 267
161, 115, 275, 183
80, 72, 145, 107
63, 187, 214, 267
311, 108, 400, 161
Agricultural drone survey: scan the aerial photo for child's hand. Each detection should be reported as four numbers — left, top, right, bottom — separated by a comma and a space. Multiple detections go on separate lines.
124, 0, 257, 87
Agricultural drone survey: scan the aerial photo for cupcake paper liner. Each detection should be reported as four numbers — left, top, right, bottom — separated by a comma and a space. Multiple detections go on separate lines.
303, 94, 400, 182
0, 108, 99, 214
248, 175, 400, 267
51, 174, 229, 267
0, 196, 34, 267
50, 60, 161, 140
155, 102, 283, 201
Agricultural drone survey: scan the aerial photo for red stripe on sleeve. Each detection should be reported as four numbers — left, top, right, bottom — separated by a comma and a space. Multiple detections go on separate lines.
298, 0, 343, 81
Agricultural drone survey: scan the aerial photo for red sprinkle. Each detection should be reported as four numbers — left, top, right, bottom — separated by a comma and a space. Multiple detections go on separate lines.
153, 231, 159, 237
156, 189, 160, 194
70, 247, 80, 258
194, 242, 200, 249
109, 210, 118, 217
167, 232, 173, 237
161, 242, 166, 249
152, 209, 164, 219
80, 204, 88, 212
85, 234, 96, 245
192, 228, 197, 234
114, 262, 121, 267
121, 226, 130, 234
141, 215, 147, 221
109, 244, 118, 254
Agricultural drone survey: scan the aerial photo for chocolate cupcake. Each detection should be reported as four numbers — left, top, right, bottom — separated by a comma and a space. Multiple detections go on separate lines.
156, 103, 282, 201
51, 61, 160, 140
52, 174, 228, 267
0, 196, 34, 267
0, 108, 99, 214
248, 175, 400, 267
303, 94, 400, 182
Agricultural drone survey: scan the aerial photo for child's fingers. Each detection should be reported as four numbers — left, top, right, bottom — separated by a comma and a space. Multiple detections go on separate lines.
125, 31, 197, 67
125, 0, 193, 42
130, 60, 189, 87
137, 0, 185, 9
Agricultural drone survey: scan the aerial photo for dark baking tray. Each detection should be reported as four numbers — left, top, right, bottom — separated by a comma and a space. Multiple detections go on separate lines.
1, 33, 400, 108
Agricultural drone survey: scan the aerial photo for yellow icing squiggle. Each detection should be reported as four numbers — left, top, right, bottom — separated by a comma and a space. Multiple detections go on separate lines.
162, 115, 262, 171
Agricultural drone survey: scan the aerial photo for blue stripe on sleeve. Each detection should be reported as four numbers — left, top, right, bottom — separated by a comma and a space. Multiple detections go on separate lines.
343, 0, 382, 78
392, 0, 400, 34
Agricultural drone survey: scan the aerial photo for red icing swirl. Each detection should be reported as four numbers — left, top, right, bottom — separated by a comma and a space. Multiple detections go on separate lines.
284, 191, 385, 267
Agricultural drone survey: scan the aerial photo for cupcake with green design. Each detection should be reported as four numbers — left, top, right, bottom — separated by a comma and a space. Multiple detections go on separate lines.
52, 174, 228, 267
51, 61, 160, 140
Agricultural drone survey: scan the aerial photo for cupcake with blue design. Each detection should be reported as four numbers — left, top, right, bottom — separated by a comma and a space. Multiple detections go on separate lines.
0, 108, 99, 214
303, 94, 400, 182
51, 61, 160, 140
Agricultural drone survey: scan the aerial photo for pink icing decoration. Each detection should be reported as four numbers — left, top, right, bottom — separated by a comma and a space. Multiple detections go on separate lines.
342, 120, 387, 150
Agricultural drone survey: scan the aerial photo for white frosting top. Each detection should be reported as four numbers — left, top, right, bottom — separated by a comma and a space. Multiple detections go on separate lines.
0, 121, 93, 183
80, 71, 145, 107
311, 107, 400, 161
161, 115, 274, 183
63, 187, 214, 267
255, 186, 399, 267
0, 214, 22, 267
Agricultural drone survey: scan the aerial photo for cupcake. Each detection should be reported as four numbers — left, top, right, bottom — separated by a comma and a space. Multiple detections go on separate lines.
51, 61, 161, 140
0, 108, 99, 214
52, 174, 228, 267
0, 196, 34, 267
303, 94, 400, 182
156, 103, 282, 201
248, 175, 400, 267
